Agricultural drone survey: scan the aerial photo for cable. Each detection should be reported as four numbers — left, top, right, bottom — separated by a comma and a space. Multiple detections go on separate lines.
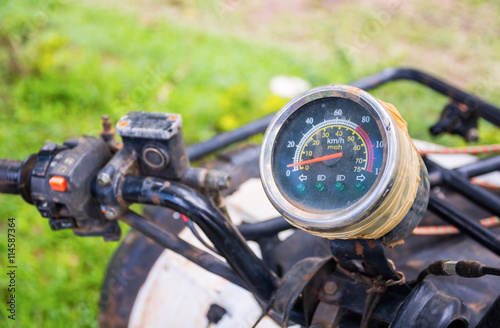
412, 216, 500, 235
251, 302, 273, 328
418, 144, 500, 155
120, 210, 245, 288
180, 214, 220, 255
412, 260, 500, 287
470, 178, 500, 191
360, 291, 383, 328
483, 267, 500, 276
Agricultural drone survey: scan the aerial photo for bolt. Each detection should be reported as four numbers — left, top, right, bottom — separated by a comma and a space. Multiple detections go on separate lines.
104, 207, 118, 220
97, 172, 111, 186
217, 173, 231, 189
467, 128, 479, 142
323, 281, 338, 295
205, 170, 231, 190
102, 115, 112, 132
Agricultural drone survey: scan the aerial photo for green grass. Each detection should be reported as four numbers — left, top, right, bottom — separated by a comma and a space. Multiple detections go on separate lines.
1, 0, 500, 327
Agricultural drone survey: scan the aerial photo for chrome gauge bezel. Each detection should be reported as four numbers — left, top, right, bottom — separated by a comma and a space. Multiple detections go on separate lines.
260, 85, 400, 232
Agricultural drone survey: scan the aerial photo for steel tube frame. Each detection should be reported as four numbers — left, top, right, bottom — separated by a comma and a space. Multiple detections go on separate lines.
186, 68, 500, 161
350, 68, 500, 126
457, 155, 500, 178
187, 114, 275, 161
425, 158, 500, 217
427, 194, 500, 256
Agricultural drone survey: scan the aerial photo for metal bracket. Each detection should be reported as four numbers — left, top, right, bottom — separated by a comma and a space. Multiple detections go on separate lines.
329, 239, 403, 282
273, 257, 336, 327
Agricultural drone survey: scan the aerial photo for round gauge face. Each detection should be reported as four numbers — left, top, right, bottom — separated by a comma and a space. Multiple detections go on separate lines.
271, 96, 386, 213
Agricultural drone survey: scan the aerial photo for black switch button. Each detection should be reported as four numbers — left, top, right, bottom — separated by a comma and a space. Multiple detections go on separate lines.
36, 201, 58, 219
49, 218, 77, 230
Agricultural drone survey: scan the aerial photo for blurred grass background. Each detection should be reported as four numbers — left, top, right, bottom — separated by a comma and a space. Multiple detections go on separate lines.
1, 0, 500, 326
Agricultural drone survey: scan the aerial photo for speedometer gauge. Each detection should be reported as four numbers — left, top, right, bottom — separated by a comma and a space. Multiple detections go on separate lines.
273, 97, 384, 213
260, 85, 429, 244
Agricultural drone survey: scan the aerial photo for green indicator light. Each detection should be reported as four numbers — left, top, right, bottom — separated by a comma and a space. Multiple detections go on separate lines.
315, 183, 325, 191
297, 183, 306, 192
335, 182, 344, 191
355, 182, 365, 191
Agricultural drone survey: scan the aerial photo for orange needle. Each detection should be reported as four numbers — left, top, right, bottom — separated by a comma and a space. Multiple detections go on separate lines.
287, 152, 343, 168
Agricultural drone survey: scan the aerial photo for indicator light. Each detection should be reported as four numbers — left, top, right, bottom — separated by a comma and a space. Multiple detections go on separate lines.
335, 182, 344, 191
355, 182, 364, 191
297, 183, 306, 192
49, 176, 67, 192
315, 183, 325, 191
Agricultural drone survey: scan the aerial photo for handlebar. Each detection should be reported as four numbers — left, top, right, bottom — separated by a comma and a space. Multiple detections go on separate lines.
0, 159, 24, 195
0, 155, 36, 203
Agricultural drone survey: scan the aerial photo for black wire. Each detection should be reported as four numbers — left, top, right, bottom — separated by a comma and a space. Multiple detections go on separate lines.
411, 261, 500, 288
251, 299, 274, 328
409, 269, 429, 288
483, 266, 500, 276
237, 217, 293, 241
185, 220, 220, 255
360, 291, 383, 328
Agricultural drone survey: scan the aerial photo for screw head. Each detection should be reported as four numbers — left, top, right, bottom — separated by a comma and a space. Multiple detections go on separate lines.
97, 172, 111, 186
104, 207, 118, 220
323, 281, 338, 295
217, 173, 231, 189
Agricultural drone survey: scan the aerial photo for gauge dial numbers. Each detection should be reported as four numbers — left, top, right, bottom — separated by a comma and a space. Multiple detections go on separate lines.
271, 100, 385, 214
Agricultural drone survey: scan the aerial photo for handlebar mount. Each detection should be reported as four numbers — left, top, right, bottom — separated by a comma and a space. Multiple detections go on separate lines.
0, 112, 231, 241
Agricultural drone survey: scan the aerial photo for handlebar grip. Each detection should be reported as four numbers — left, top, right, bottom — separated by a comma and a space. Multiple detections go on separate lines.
0, 159, 24, 195
0, 155, 37, 203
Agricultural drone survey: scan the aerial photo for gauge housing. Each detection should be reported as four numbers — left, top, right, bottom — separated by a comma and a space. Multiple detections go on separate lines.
260, 85, 429, 243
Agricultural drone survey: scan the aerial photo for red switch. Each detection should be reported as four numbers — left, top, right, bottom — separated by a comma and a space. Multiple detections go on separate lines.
49, 176, 67, 192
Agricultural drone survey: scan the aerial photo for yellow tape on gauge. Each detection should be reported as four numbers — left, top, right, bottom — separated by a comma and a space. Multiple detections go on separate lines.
321, 101, 423, 241
260, 85, 429, 244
